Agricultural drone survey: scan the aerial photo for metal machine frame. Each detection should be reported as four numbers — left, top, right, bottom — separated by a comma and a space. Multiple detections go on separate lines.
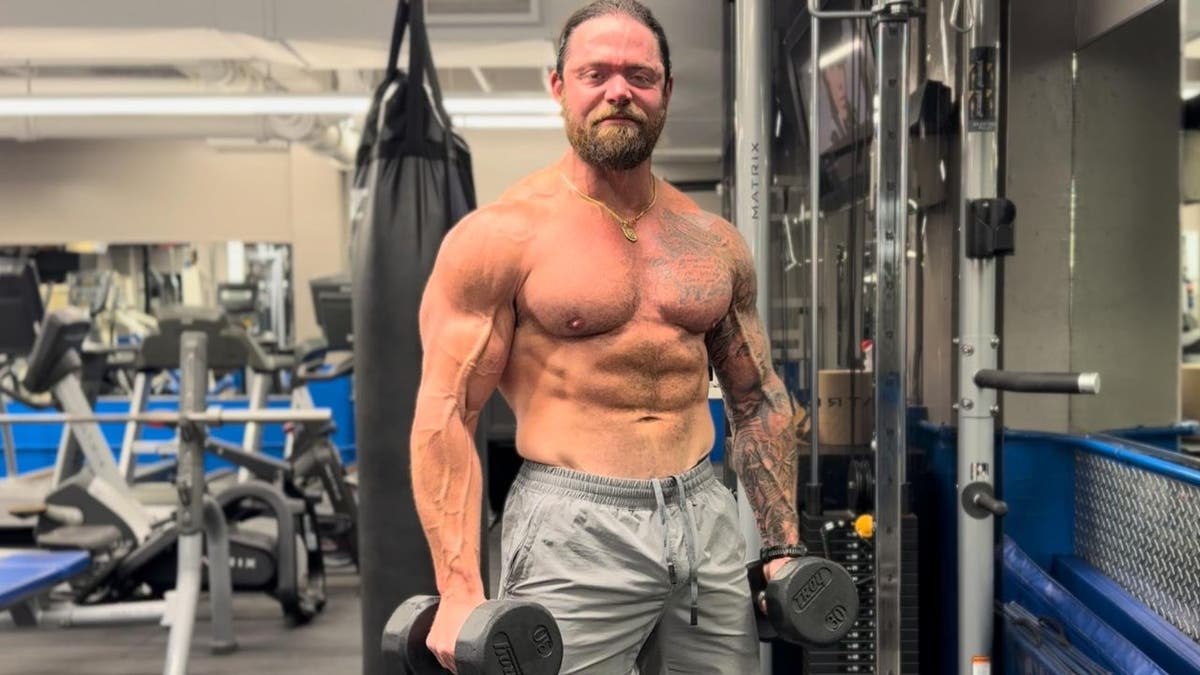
736, 1, 1103, 672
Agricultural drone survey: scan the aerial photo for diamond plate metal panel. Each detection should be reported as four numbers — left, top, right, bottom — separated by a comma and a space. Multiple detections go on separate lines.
1074, 451, 1200, 641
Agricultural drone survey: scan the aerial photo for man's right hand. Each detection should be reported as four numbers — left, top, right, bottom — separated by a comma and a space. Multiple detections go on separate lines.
427, 594, 486, 674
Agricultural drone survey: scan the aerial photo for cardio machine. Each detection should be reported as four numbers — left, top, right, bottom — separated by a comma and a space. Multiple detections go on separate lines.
118, 303, 358, 568
0, 264, 325, 625
288, 274, 357, 565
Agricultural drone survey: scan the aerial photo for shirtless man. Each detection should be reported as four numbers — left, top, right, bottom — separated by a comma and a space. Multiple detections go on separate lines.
411, 1, 800, 672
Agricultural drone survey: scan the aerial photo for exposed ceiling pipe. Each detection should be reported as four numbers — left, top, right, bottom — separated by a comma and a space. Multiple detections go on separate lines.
0, 115, 271, 141
0, 62, 360, 165
178, 61, 266, 93
265, 113, 358, 166
180, 62, 355, 164
0, 114, 359, 167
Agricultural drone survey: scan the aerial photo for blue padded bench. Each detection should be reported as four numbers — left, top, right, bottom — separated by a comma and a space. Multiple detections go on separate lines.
1053, 555, 1200, 675
1000, 537, 1164, 674
0, 548, 90, 616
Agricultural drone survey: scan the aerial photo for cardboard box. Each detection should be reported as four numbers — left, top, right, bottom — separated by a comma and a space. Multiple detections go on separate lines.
1182, 364, 1200, 429
816, 369, 874, 447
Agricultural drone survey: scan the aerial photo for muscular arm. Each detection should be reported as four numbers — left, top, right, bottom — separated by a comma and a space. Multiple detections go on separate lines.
705, 227, 800, 549
411, 207, 527, 601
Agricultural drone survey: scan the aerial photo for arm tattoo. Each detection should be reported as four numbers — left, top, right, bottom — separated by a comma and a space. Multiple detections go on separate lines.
707, 257, 800, 549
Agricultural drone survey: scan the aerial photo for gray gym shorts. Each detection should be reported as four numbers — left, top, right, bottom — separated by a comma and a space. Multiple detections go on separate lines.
498, 460, 760, 674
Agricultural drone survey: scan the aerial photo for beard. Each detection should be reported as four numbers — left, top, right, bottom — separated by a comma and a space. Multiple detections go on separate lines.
563, 102, 667, 172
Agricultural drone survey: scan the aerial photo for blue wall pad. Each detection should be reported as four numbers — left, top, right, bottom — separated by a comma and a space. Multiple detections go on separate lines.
306, 374, 357, 466
1002, 601, 1115, 675
1103, 422, 1198, 451
1000, 537, 1163, 675
1, 375, 358, 479
1053, 555, 1200, 675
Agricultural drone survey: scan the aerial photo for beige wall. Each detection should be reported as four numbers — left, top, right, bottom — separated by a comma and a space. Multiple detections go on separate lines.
0, 140, 295, 243
458, 128, 722, 210
458, 129, 564, 205
1184, 203, 1200, 234
288, 146, 349, 342
0, 131, 719, 341
0, 138, 347, 341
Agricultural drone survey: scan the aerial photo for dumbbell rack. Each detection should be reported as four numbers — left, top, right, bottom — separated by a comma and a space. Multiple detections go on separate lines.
798, 511, 920, 674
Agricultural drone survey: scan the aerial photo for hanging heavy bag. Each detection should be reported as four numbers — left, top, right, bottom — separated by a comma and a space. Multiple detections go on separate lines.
350, 1, 478, 673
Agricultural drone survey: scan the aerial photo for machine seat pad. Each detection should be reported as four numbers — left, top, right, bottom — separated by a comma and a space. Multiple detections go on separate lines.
36, 525, 122, 552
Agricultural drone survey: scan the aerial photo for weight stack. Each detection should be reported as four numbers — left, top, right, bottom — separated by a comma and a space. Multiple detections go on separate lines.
795, 511, 920, 674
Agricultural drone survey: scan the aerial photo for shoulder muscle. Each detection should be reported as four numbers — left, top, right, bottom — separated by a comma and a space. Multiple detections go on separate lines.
423, 202, 532, 316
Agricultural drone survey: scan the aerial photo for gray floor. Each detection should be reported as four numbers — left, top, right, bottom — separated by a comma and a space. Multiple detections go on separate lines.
0, 520, 505, 675
0, 569, 362, 675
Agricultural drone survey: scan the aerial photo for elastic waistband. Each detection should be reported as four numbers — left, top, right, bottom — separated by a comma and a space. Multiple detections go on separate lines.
514, 460, 718, 508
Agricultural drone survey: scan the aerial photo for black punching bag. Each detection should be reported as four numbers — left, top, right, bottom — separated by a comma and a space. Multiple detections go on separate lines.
351, 1, 476, 673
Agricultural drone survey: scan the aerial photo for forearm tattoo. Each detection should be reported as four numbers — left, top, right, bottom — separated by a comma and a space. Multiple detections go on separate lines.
708, 272, 801, 549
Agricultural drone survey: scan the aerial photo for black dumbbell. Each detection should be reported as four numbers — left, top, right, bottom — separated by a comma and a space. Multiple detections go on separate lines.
382, 595, 563, 675
747, 557, 859, 646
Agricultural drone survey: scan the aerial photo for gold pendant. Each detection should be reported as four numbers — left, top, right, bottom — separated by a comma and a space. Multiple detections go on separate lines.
621, 224, 638, 242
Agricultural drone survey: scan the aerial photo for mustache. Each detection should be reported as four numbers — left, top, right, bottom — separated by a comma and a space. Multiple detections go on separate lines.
591, 107, 647, 125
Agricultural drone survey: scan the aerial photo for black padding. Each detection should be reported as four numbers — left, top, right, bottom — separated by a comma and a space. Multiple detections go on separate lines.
295, 337, 330, 364
138, 307, 240, 370
352, 0, 477, 671
138, 306, 280, 373
0, 258, 44, 357
36, 524, 122, 552
116, 526, 176, 581
39, 476, 137, 551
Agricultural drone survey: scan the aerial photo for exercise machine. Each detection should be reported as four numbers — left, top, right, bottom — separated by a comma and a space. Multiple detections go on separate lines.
7, 309, 326, 624
0, 322, 339, 673
0, 259, 46, 506
0, 265, 327, 628
118, 304, 357, 567
288, 274, 357, 565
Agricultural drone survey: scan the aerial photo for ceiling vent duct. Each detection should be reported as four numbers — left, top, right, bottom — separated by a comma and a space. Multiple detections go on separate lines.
428, 0, 539, 24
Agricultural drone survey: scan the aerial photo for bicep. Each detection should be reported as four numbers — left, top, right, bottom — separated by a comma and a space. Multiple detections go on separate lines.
417, 278, 514, 424
706, 231, 772, 417
414, 222, 519, 427
706, 308, 766, 409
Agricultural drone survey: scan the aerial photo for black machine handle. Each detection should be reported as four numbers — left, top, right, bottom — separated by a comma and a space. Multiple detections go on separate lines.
0, 366, 55, 409
974, 369, 1100, 395
963, 482, 1008, 519
972, 490, 1008, 517
293, 337, 330, 364
205, 437, 292, 483
295, 355, 354, 384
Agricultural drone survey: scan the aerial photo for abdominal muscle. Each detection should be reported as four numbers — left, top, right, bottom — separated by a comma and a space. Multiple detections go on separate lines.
501, 328, 718, 479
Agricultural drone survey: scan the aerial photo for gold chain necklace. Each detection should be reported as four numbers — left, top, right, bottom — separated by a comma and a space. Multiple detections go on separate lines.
560, 173, 658, 243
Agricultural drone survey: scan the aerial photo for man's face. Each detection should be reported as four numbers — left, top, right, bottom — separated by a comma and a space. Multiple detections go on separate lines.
550, 14, 673, 172
825, 64, 851, 126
